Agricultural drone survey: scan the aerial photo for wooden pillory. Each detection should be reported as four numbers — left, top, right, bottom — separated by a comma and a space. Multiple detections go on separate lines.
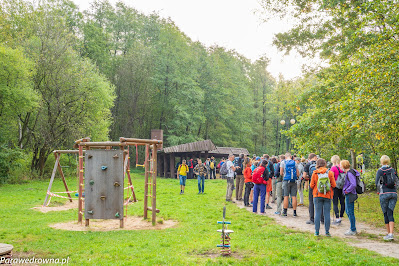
43, 137, 162, 227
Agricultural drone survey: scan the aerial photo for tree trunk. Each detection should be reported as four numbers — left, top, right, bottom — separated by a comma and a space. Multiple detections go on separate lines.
350, 149, 356, 169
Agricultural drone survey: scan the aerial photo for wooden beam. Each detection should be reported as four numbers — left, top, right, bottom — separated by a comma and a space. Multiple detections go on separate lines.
120, 137, 163, 145
43, 155, 60, 206
147, 207, 160, 213
80, 141, 125, 147
55, 153, 72, 202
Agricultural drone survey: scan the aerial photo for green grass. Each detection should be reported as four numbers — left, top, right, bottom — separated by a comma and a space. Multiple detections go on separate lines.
0, 173, 398, 265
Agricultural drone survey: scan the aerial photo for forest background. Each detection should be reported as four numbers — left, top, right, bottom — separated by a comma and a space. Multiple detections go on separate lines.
0, 0, 398, 183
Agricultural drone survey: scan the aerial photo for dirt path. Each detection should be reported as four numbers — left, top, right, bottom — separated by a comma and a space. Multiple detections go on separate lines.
235, 200, 399, 259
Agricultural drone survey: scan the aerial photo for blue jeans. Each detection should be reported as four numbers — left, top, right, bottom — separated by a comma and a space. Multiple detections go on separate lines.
345, 194, 356, 232
179, 175, 187, 186
253, 184, 266, 213
314, 197, 331, 234
197, 175, 205, 193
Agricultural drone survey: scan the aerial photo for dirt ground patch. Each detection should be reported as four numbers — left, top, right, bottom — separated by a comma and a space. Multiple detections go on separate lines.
196, 251, 243, 259
236, 199, 399, 259
32, 201, 77, 213
50, 216, 177, 231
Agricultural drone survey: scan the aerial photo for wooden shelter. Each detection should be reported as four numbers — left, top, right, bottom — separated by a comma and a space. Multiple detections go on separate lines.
158, 140, 250, 178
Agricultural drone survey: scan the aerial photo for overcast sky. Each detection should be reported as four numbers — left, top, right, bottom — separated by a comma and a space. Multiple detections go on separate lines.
74, 0, 313, 80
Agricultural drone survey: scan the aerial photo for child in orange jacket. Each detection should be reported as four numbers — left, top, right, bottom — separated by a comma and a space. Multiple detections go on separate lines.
243, 158, 253, 207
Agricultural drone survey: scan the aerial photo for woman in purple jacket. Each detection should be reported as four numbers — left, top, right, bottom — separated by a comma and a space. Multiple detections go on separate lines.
341, 160, 360, 236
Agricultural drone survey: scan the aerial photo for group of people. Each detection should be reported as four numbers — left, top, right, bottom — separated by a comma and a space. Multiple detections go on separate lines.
176, 157, 219, 194
223, 152, 398, 240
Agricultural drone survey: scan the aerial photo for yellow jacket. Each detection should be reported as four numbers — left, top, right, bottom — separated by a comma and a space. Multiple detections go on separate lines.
178, 164, 189, 176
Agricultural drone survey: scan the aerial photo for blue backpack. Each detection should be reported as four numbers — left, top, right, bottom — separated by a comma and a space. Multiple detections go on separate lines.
274, 162, 280, 177
284, 160, 297, 182
308, 161, 317, 181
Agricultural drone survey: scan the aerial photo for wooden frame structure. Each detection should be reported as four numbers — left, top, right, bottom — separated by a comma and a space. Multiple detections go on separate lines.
158, 140, 250, 178
43, 137, 162, 226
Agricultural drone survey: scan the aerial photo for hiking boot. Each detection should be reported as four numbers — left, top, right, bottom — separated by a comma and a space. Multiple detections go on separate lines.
306, 220, 314, 225
266, 204, 273, 209
344, 230, 357, 236
314, 232, 320, 237
293, 212, 297, 217
383, 234, 394, 241
281, 212, 287, 217
325, 232, 332, 237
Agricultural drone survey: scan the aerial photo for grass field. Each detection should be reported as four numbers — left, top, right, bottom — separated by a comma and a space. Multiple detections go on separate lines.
0, 172, 398, 265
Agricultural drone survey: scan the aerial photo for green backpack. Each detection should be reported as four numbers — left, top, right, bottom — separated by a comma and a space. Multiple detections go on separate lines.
317, 171, 331, 195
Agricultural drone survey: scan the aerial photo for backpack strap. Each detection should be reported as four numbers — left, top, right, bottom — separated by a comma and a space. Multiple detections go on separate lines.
335, 165, 342, 174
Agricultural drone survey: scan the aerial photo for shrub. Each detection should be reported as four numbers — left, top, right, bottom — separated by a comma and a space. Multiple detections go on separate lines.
0, 145, 30, 184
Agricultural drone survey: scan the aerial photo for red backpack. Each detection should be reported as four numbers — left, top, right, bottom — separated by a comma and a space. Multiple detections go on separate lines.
252, 166, 266, 184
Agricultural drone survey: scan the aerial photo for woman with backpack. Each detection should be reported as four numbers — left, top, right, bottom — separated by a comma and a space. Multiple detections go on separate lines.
243, 157, 253, 207
252, 160, 269, 214
330, 155, 345, 225
376, 155, 398, 241
340, 160, 360, 236
310, 159, 336, 236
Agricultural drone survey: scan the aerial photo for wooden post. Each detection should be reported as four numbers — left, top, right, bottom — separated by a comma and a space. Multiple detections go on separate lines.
43, 155, 60, 206
144, 144, 150, 219
157, 152, 162, 176
163, 153, 167, 177
152, 144, 157, 225
55, 153, 72, 202
170, 153, 175, 179
78, 143, 84, 224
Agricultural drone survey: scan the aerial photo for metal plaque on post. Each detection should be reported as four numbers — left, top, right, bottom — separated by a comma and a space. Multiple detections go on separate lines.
84, 150, 124, 220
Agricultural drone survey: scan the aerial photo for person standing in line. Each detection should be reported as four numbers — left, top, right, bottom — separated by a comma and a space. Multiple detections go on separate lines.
274, 155, 284, 215
243, 157, 253, 207
341, 160, 359, 236
356, 153, 364, 171
252, 160, 269, 214
177, 160, 189, 194
310, 159, 336, 237
304, 153, 321, 224
271, 157, 278, 203
235, 153, 245, 201
218, 158, 226, 179
209, 157, 216, 179
280, 152, 299, 217
226, 155, 236, 202
330, 155, 345, 225
187, 158, 194, 179
194, 159, 207, 194
296, 157, 305, 206
376, 155, 398, 241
